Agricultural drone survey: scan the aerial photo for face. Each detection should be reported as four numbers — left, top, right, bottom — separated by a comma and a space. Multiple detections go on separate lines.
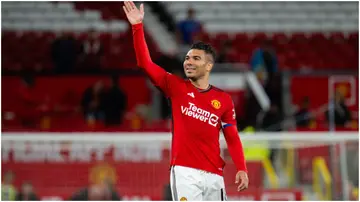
183, 49, 213, 80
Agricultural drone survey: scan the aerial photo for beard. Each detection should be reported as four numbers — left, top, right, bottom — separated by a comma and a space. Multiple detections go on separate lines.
184, 65, 206, 80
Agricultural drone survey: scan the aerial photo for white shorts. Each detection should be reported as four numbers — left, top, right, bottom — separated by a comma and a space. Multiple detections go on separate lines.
170, 165, 227, 201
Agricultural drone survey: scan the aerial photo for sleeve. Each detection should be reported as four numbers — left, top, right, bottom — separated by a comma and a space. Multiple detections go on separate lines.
132, 23, 177, 97
221, 96, 248, 172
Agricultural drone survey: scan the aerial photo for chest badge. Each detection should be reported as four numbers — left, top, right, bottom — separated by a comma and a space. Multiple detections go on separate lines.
211, 99, 221, 109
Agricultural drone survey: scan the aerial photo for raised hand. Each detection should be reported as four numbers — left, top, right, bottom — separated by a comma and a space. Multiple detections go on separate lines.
123, 1, 144, 25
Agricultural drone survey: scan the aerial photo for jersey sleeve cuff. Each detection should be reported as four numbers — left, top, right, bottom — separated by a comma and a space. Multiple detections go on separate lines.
132, 23, 143, 29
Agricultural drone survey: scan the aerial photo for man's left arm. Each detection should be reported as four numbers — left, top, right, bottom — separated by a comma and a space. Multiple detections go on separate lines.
221, 96, 249, 191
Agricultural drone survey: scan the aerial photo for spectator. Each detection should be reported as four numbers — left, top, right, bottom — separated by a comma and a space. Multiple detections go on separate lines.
242, 90, 262, 129
217, 40, 232, 63
325, 90, 351, 127
294, 97, 313, 127
261, 104, 282, 132
1, 171, 17, 201
79, 29, 104, 72
70, 179, 121, 201
81, 81, 106, 123
16, 182, 39, 201
71, 185, 105, 201
264, 75, 283, 120
250, 39, 278, 84
103, 178, 122, 201
176, 7, 202, 45
103, 76, 127, 126
51, 32, 79, 73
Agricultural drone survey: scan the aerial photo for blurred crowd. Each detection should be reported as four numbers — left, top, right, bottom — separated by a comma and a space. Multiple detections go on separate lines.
2, 171, 38, 201
2, 5, 357, 132
1, 170, 123, 201
9, 74, 127, 129
51, 28, 104, 73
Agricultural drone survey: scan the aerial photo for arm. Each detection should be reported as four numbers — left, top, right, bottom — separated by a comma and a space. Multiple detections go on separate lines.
124, 2, 173, 96
222, 100, 247, 173
132, 23, 168, 85
221, 96, 249, 191
223, 125, 247, 172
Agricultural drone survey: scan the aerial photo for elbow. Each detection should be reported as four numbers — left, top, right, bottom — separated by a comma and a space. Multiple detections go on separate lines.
137, 58, 153, 69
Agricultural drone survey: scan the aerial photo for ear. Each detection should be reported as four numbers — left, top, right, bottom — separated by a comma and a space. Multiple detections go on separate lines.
206, 62, 213, 72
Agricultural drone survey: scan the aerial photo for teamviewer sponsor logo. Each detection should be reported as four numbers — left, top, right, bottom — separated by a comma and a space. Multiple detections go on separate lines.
181, 102, 219, 127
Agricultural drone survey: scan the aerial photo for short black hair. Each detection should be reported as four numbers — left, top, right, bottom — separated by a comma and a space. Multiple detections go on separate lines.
190, 42, 216, 63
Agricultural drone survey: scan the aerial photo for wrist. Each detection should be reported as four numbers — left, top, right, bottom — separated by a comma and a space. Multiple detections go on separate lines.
132, 22, 143, 27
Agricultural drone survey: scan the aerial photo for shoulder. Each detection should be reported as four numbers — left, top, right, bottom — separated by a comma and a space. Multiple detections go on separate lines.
166, 72, 187, 85
211, 86, 233, 102
211, 85, 230, 98
211, 85, 226, 93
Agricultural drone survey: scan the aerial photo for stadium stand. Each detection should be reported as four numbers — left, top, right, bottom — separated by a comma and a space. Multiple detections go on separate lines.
2, 1, 159, 71
166, 1, 358, 70
1, 2, 359, 201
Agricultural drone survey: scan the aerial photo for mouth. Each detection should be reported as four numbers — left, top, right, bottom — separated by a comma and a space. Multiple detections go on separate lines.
185, 66, 196, 73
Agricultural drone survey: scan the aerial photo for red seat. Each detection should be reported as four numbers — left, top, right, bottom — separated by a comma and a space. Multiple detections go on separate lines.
251, 32, 268, 44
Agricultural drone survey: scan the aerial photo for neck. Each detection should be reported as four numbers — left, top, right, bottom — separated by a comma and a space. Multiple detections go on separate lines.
189, 77, 209, 90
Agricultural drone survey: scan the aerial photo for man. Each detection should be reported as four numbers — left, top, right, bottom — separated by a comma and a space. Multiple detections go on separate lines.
325, 89, 351, 127
15, 182, 39, 201
51, 32, 78, 73
103, 75, 127, 126
79, 28, 104, 72
81, 81, 106, 123
294, 97, 313, 127
1, 171, 17, 201
176, 7, 202, 45
123, 2, 249, 201
250, 39, 278, 85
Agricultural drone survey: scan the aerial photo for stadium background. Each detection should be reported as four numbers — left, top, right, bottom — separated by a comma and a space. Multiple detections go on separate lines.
1, 1, 359, 201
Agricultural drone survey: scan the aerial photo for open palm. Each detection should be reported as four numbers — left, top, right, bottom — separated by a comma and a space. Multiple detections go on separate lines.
123, 1, 144, 25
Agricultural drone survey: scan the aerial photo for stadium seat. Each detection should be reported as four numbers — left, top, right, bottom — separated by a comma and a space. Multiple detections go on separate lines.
1, 1, 159, 71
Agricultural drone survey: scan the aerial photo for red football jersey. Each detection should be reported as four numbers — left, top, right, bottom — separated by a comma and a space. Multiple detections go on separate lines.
159, 73, 237, 175
132, 23, 246, 176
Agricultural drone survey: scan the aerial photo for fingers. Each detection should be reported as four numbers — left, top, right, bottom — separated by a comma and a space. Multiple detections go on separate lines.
124, 1, 137, 12
129, 1, 137, 9
124, 1, 133, 12
237, 181, 245, 191
235, 173, 241, 184
237, 181, 248, 191
123, 6, 129, 14
140, 3, 144, 14
237, 177, 249, 192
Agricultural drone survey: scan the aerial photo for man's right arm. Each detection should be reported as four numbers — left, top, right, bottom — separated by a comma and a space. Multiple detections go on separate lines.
132, 23, 171, 95
123, 1, 174, 96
